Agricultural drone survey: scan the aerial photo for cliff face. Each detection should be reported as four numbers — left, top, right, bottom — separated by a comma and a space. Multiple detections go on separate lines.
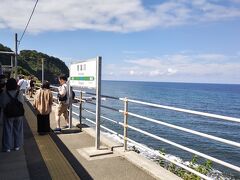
0, 43, 69, 83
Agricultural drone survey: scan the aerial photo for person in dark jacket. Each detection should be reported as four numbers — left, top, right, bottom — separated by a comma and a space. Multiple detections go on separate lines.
29, 76, 36, 98
0, 74, 6, 125
0, 78, 24, 152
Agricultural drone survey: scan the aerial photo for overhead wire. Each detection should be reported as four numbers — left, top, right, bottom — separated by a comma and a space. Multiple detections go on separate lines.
18, 0, 39, 46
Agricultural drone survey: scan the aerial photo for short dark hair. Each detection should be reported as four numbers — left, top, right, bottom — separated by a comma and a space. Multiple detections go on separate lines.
59, 74, 67, 81
6, 78, 17, 91
41, 81, 50, 89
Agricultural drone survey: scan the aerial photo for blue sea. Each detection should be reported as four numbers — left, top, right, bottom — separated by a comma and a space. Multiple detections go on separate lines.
76, 81, 240, 179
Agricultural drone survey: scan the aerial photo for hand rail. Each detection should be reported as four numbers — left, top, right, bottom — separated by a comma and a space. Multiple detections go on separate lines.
124, 123, 240, 172
122, 98, 240, 123
51, 88, 240, 179
123, 111, 240, 148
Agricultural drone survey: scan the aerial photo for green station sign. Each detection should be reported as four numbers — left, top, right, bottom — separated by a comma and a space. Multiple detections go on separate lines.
70, 76, 94, 81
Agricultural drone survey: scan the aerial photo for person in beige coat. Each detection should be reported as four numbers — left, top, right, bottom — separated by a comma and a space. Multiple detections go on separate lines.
33, 81, 53, 135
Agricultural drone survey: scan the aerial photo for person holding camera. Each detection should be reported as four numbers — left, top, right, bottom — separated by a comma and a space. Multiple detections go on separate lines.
54, 75, 69, 131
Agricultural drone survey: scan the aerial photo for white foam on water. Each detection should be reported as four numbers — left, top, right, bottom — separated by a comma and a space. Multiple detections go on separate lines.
102, 131, 235, 180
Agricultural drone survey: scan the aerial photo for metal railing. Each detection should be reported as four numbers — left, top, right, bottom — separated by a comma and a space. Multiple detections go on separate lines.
49, 86, 240, 180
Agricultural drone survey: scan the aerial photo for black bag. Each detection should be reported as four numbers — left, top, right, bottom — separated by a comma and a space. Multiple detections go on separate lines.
57, 91, 75, 101
57, 85, 75, 101
57, 93, 67, 101
72, 90, 75, 100
58, 85, 68, 102
4, 91, 25, 118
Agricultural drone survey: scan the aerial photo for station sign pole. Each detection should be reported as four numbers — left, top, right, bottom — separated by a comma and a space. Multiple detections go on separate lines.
95, 56, 102, 149
69, 56, 102, 150
42, 58, 44, 84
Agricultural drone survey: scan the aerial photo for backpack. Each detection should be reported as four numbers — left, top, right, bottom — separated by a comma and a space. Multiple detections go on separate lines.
4, 91, 25, 118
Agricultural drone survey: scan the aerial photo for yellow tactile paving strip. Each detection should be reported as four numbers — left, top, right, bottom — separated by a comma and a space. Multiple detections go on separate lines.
24, 103, 80, 180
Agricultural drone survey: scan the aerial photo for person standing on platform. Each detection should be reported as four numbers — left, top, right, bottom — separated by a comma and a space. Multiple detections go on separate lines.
54, 75, 69, 132
26, 76, 31, 95
1, 78, 24, 152
17, 75, 27, 95
33, 81, 53, 135
0, 74, 6, 125
0, 74, 6, 92
29, 76, 36, 98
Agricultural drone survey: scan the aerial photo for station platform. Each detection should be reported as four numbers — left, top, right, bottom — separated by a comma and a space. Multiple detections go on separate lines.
0, 97, 181, 180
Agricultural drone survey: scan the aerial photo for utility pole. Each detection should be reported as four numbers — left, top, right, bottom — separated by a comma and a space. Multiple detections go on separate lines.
42, 58, 44, 84
14, 33, 18, 79
11, 56, 14, 77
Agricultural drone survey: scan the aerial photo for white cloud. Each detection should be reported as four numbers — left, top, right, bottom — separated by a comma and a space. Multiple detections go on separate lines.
103, 52, 240, 83
129, 70, 135, 75
167, 68, 178, 75
149, 70, 161, 76
0, 0, 240, 33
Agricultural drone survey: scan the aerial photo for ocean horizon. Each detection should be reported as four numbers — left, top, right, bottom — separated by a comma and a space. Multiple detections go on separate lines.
102, 79, 240, 86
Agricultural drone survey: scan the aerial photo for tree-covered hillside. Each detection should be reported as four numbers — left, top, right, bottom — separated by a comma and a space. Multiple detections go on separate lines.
0, 44, 13, 65
0, 43, 69, 83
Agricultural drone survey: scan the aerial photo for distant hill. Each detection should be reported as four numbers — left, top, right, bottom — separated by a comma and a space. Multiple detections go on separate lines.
0, 44, 13, 65
0, 43, 69, 83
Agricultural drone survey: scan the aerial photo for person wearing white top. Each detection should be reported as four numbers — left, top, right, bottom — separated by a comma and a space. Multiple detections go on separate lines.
17, 76, 28, 95
54, 75, 69, 131
26, 76, 31, 95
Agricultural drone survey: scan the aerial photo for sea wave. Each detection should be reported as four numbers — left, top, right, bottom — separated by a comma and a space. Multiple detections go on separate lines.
102, 131, 235, 180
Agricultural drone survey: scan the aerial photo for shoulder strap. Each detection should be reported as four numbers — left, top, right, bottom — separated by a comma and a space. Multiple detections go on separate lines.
6, 91, 14, 99
6, 91, 19, 99
19, 80, 24, 88
15, 90, 20, 98
64, 84, 67, 92
61, 84, 67, 95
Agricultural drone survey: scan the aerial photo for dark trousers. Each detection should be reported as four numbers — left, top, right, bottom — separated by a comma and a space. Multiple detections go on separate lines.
37, 114, 50, 133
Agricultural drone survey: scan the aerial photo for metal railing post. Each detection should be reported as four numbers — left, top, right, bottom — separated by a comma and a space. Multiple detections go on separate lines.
123, 97, 128, 151
68, 86, 73, 128
41, 58, 44, 84
95, 56, 102, 150
14, 33, 18, 79
11, 56, 14, 77
79, 91, 83, 126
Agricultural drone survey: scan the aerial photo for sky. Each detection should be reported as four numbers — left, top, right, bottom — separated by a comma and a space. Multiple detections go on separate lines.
0, 0, 240, 84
